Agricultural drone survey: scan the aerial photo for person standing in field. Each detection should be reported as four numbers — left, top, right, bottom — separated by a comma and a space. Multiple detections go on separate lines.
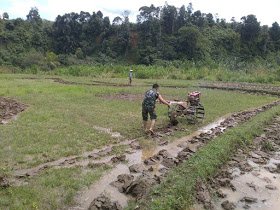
129, 69, 133, 85
142, 83, 170, 135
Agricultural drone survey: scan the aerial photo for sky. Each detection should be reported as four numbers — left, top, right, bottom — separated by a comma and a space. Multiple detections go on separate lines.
0, 0, 279, 26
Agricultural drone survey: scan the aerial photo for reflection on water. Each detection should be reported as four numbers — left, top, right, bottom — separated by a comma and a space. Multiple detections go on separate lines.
213, 158, 280, 210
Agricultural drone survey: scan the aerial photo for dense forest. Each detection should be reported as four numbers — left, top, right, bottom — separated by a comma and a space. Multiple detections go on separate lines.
0, 3, 280, 71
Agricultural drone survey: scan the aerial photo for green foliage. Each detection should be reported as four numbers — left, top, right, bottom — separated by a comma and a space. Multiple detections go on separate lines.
177, 26, 210, 60
1, 3, 280, 75
0, 166, 110, 209
261, 141, 275, 152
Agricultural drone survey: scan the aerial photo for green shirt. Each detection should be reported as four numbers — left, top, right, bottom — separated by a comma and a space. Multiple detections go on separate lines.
142, 88, 159, 108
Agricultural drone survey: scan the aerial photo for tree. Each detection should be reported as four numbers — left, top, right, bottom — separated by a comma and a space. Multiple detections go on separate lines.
2, 12, 9, 20
177, 6, 186, 30
240, 15, 261, 57
191, 10, 206, 27
161, 4, 177, 35
137, 4, 161, 46
269, 22, 280, 51
52, 13, 82, 54
177, 26, 208, 60
26, 7, 42, 24
206, 13, 215, 27
240, 15, 260, 43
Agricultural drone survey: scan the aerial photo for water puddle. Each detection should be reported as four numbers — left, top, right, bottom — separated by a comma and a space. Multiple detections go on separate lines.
71, 117, 226, 209
92, 126, 123, 139
70, 164, 130, 210
214, 148, 280, 210
214, 167, 280, 210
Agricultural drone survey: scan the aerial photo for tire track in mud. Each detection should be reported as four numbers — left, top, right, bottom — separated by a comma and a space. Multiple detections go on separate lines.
71, 100, 280, 210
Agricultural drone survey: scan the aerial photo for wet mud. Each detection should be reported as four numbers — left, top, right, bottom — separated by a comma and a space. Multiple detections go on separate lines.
46, 78, 131, 87
12, 139, 140, 180
69, 100, 280, 209
0, 97, 26, 124
194, 116, 280, 210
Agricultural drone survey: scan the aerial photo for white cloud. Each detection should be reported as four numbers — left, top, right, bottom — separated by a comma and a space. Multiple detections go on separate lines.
6, 0, 40, 19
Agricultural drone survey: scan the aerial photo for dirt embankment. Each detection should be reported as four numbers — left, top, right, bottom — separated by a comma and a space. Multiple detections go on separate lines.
47, 78, 130, 87
0, 97, 26, 124
199, 82, 280, 96
194, 116, 280, 210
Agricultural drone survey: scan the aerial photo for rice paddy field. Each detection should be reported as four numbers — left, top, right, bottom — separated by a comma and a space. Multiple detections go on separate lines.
0, 73, 278, 209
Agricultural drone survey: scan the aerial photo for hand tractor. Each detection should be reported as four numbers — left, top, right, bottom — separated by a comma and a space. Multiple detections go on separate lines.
168, 91, 205, 125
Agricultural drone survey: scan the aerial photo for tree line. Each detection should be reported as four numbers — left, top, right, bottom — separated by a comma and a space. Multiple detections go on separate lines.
0, 3, 280, 71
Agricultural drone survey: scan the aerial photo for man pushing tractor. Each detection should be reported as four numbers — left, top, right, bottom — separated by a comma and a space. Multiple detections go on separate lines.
142, 84, 170, 135
142, 84, 205, 135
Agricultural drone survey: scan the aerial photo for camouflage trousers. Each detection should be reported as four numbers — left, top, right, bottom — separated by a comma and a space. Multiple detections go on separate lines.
142, 105, 157, 121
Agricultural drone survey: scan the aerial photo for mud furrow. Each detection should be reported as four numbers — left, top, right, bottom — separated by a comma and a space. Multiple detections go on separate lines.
199, 83, 280, 97
72, 100, 280, 210
12, 139, 140, 181
193, 116, 280, 210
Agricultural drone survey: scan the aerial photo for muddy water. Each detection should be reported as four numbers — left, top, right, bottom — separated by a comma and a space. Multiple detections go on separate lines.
71, 164, 130, 210
142, 117, 226, 160
71, 150, 144, 209
92, 126, 123, 139
214, 156, 280, 210
71, 118, 225, 209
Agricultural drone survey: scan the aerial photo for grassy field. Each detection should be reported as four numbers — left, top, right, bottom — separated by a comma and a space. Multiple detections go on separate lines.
0, 74, 278, 209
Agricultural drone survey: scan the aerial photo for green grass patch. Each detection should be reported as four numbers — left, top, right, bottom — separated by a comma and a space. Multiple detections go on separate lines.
138, 105, 280, 210
0, 74, 276, 170
0, 165, 110, 210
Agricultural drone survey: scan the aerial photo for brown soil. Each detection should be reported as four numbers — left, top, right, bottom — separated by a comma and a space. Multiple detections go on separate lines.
0, 97, 27, 124
69, 100, 280, 209
99, 93, 143, 101
47, 78, 131, 87
193, 116, 280, 210
199, 82, 280, 96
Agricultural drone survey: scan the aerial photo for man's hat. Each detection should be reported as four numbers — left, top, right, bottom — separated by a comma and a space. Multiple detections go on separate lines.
130, 69, 133, 71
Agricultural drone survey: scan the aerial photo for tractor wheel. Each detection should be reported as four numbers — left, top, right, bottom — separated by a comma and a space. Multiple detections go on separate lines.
186, 103, 205, 124
168, 104, 183, 126
196, 103, 205, 121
